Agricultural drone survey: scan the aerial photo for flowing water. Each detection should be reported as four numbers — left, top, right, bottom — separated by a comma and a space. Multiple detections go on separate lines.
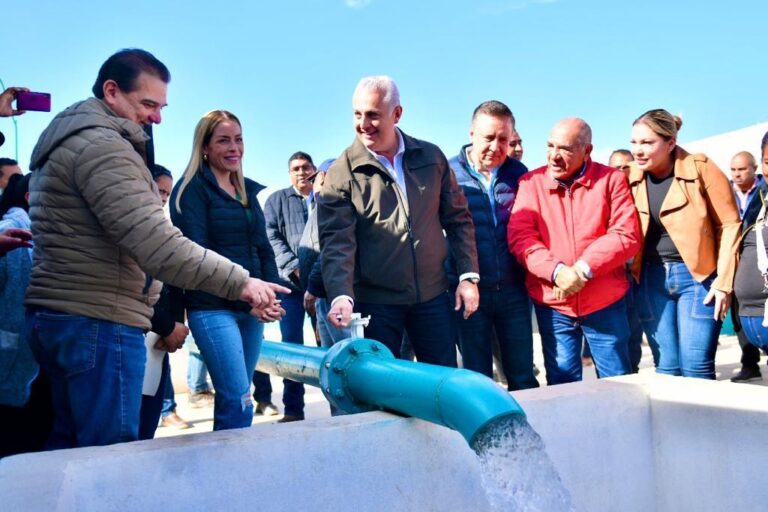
473, 415, 576, 512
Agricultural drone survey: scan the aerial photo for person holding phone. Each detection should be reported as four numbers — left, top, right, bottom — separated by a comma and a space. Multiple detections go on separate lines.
171, 110, 284, 431
628, 109, 741, 379
0, 87, 29, 117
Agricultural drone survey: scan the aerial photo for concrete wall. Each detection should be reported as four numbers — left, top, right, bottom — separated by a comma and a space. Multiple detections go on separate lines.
647, 376, 768, 511
0, 413, 488, 512
3, 373, 768, 511
516, 373, 768, 512
515, 377, 656, 512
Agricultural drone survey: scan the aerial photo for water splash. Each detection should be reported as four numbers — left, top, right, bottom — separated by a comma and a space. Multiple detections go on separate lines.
472, 415, 575, 512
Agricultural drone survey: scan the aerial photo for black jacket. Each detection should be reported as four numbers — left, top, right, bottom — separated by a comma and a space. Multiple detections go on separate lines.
170, 166, 278, 311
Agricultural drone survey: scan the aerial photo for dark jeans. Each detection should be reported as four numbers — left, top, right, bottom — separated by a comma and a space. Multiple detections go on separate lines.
737, 328, 762, 368
253, 293, 306, 417
138, 354, 171, 440
358, 291, 457, 367
0, 370, 53, 458
26, 307, 146, 448
535, 298, 631, 385
457, 285, 538, 390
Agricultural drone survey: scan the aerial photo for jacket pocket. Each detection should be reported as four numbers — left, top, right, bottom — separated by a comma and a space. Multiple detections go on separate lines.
691, 275, 717, 320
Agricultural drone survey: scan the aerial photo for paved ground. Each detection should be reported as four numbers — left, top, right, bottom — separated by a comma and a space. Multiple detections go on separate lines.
155, 325, 768, 439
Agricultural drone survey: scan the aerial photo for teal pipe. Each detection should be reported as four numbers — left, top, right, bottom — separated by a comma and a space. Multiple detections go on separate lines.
256, 341, 325, 388
256, 337, 526, 447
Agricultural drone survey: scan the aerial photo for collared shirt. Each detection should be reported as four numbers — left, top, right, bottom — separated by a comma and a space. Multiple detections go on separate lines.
465, 147, 500, 225
732, 175, 763, 219
553, 162, 588, 188
369, 128, 408, 203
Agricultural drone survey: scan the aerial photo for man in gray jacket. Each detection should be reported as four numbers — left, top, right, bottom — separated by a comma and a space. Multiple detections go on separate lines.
24, 49, 288, 449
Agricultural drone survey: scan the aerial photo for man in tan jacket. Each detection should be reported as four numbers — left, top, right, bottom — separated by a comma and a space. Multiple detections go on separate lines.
24, 49, 288, 449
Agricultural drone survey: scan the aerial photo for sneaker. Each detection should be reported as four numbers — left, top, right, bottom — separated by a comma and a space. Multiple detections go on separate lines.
188, 389, 215, 408
278, 414, 304, 423
255, 401, 279, 416
731, 366, 762, 383
160, 411, 192, 430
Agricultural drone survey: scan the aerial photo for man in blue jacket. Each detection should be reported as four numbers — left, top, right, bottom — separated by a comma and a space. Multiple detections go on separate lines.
447, 100, 538, 390
252, 151, 315, 422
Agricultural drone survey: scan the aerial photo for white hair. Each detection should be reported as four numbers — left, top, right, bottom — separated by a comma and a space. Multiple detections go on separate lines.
353, 75, 400, 111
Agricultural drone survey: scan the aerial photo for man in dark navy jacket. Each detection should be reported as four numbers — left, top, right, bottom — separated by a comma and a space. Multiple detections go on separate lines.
252, 151, 315, 422
447, 100, 538, 390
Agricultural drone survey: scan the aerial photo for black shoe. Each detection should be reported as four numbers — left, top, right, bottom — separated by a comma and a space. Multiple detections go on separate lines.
255, 401, 279, 416
277, 414, 304, 423
731, 366, 762, 383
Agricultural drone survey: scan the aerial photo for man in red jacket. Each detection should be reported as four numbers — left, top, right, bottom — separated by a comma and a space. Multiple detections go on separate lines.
508, 118, 641, 384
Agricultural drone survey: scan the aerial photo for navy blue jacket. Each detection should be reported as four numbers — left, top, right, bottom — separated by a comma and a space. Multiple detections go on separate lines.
170, 166, 278, 312
264, 186, 309, 292
446, 146, 527, 289
738, 176, 768, 233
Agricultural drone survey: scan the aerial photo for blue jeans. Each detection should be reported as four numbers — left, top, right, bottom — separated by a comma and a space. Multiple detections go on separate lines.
625, 283, 645, 372
252, 293, 306, 417
358, 291, 457, 367
25, 307, 146, 448
315, 297, 352, 416
535, 298, 631, 385
739, 316, 768, 352
457, 285, 538, 390
636, 262, 720, 379
186, 344, 210, 393
582, 286, 644, 372
188, 309, 264, 430
316, 298, 352, 348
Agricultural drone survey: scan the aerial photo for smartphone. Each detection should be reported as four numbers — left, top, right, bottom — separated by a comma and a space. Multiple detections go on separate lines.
16, 91, 51, 112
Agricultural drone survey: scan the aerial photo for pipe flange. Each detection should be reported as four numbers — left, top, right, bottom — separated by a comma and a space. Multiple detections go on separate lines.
319, 338, 395, 414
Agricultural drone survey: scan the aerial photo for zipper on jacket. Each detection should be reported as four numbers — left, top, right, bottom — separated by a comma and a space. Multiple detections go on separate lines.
468, 168, 501, 290
566, 186, 581, 316
391, 177, 421, 303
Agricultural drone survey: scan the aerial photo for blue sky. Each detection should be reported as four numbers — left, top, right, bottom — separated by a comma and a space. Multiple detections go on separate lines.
1, 0, 765, 195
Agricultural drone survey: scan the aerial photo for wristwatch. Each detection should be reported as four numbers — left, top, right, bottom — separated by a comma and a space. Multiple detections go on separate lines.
464, 277, 480, 284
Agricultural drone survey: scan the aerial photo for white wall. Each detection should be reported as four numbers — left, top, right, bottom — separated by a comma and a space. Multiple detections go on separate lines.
3, 373, 768, 511
0, 412, 489, 512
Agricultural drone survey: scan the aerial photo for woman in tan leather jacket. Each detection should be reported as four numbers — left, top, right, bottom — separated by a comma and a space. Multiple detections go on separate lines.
627, 109, 740, 379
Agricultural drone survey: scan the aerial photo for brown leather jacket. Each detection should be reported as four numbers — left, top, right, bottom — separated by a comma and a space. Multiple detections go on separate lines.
628, 146, 740, 292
